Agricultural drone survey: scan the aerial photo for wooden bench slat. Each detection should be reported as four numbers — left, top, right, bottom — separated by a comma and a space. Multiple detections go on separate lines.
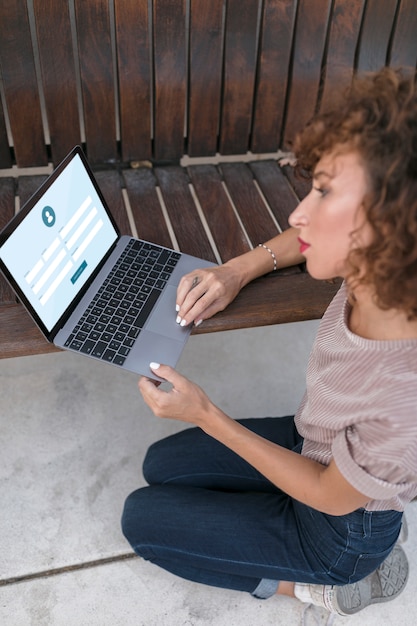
220, 163, 280, 245
154, 166, 217, 262
389, 0, 417, 72
17, 176, 49, 208
33, 0, 81, 166
115, 0, 152, 162
192, 274, 342, 334
320, 0, 366, 111
0, 178, 14, 229
283, 0, 333, 148
356, 0, 398, 72
0, 98, 12, 169
251, 0, 297, 153
0, 177, 16, 304
0, 304, 58, 359
74, 0, 118, 164
153, 0, 187, 161
248, 161, 301, 277
219, 0, 259, 155
0, 0, 47, 167
281, 166, 312, 202
249, 161, 299, 231
187, 165, 251, 262
188, 0, 224, 157
123, 168, 173, 248
94, 170, 132, 236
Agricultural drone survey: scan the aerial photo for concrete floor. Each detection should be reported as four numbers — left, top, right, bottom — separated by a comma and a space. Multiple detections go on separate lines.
0, 320, 416, 625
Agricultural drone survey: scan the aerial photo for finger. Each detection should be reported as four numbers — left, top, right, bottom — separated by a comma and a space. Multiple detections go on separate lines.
149, 362, 185, 388
193, 299, 227, 326
176, 273, 202, 309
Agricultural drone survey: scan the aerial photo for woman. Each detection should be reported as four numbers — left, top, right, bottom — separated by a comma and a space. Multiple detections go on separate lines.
122, 68, 417, 616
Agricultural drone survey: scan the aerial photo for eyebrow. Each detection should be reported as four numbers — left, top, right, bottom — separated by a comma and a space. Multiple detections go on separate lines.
313, 170, 333, 180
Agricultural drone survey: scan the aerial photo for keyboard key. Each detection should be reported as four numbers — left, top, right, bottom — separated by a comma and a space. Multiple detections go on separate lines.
103, 349, 116, 362
92, 341, 107, 357
113, 354, 126, 366
80, 340, 96, 354
133, 288, 160, 328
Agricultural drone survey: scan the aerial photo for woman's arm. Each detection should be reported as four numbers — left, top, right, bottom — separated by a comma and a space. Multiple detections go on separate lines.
176, 227, 304, 327
139, 364, 371, 516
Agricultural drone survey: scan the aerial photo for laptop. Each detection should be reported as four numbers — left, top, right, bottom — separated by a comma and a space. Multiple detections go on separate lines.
0, 146, 215, 379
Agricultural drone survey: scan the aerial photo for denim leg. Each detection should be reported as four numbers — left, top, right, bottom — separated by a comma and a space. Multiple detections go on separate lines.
121, 417, 403, 595
122, 483, 313, 593
143, 416, 301, 493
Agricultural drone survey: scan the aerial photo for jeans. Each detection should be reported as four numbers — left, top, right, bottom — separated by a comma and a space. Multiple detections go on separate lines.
121, 416, 403, 598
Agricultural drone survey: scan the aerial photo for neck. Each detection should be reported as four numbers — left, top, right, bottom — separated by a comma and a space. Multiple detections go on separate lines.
348, 285, 417, 341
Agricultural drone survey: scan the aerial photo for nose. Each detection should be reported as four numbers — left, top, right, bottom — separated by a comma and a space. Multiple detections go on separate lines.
288, 193, 310, 229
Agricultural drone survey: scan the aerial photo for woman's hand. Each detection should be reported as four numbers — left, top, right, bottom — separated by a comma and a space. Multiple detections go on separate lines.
138, 363, 215, 427
175, 263, 243, 328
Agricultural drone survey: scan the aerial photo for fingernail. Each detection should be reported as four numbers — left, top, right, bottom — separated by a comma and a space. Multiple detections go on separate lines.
195, 319, 203, 327
150, 362, 160, 370
180, 319, 187, 327
176, 315, 182, 324
175, 304, 180, 312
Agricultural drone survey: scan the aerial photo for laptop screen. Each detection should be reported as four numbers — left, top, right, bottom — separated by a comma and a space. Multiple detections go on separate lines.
0, 151, 118, 332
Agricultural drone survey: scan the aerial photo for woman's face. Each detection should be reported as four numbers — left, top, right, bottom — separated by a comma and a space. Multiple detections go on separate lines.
289, 150, 371, 280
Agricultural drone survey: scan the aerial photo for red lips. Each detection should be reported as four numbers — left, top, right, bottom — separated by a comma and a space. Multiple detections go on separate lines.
298, 237, 310, 254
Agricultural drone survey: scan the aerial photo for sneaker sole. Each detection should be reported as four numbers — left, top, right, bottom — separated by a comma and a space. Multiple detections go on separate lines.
335, 544, 409, 615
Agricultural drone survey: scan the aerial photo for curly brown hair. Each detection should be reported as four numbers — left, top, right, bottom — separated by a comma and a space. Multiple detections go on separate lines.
293, 68, 417, 319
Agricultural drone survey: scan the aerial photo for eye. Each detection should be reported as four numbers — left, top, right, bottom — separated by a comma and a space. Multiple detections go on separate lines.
313, 186, 328, 197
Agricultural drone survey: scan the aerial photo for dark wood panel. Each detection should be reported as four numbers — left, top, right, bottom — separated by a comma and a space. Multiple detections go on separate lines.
115, 0, 152, 162
154, 165, 217, 261
0, 0, 47, 167
74, 0, 118, 163
389, 0, 417, 73
221, 163, 279, 245
33, 0, 81, 166
17, 175, 49, 208
281, 165, 312, 201
94, 170, 132, 235
0, 304, 59, 358
249, 160, 298, 230
0, 177, 16, 303
283, 0, 333, 148
188, 0, 224, 157
356, 0, 398, 72
0, 177, 14, 227
320, 0, 366, 111
251, 0, 297, 153
187, 164, 251, 262
219, 0, 260, 155
192, 274, 342, 333
123, 168, 173, 248
0, 98, 12, 168
153, 0, 187, 161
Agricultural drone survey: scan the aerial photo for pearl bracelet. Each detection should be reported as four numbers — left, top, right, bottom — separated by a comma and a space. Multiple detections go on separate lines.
258, 243, 277, 271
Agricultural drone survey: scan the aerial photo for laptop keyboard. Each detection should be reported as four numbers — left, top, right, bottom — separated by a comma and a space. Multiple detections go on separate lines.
64, 240, 180, 366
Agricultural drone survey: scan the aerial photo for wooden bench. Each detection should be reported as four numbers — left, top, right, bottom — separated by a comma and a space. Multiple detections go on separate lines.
1, 0, 416, 359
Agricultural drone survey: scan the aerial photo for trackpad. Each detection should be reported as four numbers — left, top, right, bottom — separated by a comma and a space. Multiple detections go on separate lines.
145, 285, 192, 341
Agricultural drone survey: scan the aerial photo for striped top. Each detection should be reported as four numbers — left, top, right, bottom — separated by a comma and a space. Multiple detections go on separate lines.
295, 283, 417, 512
